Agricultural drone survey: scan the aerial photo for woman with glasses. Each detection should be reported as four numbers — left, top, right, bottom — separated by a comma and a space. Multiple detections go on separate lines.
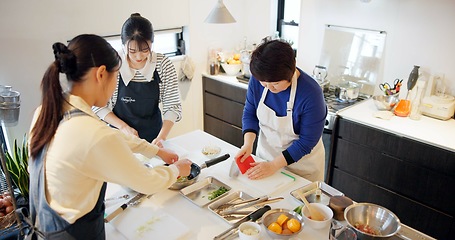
235, 40, 327, 182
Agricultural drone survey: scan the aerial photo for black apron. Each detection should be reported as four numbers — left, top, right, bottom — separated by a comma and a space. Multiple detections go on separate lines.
113, 70, 162, 142
28, 109, 107, 240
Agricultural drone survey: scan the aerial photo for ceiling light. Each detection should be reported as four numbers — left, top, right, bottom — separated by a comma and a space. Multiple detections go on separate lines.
204, 0, 236, 24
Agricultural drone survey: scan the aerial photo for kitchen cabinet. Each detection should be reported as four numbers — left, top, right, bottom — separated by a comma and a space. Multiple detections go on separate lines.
203, 76, 247, 148
328, 118, 455, 239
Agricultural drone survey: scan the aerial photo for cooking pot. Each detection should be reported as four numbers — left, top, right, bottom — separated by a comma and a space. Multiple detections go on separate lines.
334, 81, 361, 102
168, 153, 230, 190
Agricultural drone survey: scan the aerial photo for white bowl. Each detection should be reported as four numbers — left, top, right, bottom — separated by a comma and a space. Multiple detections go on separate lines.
221, 63, 241, 76
301, 202, 333, 230
238, 222, 261, 240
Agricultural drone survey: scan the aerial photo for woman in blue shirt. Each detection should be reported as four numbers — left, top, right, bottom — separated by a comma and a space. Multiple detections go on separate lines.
236, 40, 327, 181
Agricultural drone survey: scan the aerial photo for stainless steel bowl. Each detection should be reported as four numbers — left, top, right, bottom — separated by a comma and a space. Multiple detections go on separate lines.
344, 203, 401, 240
372, 95, 399, 111
262, 208, 304, 239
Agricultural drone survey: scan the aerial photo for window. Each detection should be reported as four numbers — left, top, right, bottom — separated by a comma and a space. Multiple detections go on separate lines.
277, 0, 301, 50
103, 27, 185, 57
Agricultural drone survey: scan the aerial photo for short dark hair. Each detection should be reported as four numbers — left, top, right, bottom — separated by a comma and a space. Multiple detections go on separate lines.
250, 40, 296, 82
121, 13, 154, 51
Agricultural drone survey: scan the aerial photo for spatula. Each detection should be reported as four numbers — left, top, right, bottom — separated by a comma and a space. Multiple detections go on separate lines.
297, 191, 325, 221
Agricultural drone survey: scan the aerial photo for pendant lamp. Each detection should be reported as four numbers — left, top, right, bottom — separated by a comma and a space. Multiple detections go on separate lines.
204, 0, 236, 24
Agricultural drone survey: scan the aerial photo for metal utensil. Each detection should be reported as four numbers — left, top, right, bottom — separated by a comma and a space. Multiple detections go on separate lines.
217, 196, 268, 215
297, 191, 325, 221
213, 205, 271, 240
104, 194, 130, 202
216, 197, 261, 211
168, 153, 231, 190
104, 193, 147, 223
219, 197, 284, 216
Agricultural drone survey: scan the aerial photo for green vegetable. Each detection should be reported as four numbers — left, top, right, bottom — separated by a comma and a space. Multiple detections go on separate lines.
208, 186, 229, 200
293, 205, 303, 215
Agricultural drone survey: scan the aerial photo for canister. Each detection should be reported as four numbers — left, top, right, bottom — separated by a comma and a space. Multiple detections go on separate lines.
329, 196, 353, 221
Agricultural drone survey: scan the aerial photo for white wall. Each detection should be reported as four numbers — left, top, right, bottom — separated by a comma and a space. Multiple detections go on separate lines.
0, 0, 276, 144
297, 0, 455, 98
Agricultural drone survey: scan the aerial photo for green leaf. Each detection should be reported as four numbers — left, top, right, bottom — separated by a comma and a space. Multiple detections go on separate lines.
2, 135, 30, 200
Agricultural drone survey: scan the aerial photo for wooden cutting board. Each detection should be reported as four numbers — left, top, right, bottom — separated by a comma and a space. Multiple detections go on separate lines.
110, 207, 189, 240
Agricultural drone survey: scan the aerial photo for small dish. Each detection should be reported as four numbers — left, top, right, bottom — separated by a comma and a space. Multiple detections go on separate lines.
201, 145, 221, 158
238, 222, 261, 240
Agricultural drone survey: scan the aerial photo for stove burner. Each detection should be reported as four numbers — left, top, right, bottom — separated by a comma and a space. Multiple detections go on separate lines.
323, 87, 370, 130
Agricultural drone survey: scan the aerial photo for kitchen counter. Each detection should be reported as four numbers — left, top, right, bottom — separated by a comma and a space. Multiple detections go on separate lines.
202, 73, 248, 90
337, 98, 455, 152
104, 130, 329, 240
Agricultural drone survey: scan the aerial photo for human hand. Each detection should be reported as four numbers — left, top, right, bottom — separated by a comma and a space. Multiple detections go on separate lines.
245, 161, 280, 180
235, 144, 253, 163
157, 148, 179, 165
174, 158, 192, 177
119, 125, 138, 137
152, 138, 164, 148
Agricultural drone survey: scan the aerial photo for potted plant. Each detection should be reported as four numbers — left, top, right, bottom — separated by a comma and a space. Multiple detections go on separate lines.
3, 137, 29, 202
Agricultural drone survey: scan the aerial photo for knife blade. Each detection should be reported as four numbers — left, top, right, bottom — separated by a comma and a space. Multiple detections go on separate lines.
104, 193, 146, 223
213, 205, 271, 240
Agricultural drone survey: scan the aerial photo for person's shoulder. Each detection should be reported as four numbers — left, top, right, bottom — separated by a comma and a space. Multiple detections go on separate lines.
297, 69, 321, 92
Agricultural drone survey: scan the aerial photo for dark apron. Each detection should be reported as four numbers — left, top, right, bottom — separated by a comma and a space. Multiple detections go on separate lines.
28, 110, 107, 240
113, 70, 162, 142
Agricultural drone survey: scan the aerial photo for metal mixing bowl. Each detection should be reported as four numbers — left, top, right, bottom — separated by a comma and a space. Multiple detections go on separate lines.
344, 203, 401, 240
372, 95, 399, 111
262, 208, 304, 239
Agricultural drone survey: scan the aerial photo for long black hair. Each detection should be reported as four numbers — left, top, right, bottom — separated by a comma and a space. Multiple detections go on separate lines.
30, 34, 121, 158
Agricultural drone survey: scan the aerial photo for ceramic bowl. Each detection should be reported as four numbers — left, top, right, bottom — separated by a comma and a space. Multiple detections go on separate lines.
221, 63, 241, 76
301, 202, 333, 230
238, 222, 261, 240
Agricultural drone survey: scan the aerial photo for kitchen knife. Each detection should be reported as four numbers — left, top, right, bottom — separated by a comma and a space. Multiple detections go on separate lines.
213, 205, 271, 240
104, 193, 146, 223
228, 161, 239, 178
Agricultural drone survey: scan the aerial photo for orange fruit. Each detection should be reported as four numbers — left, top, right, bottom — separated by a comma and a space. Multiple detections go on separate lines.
282, 229, 293, 235
276, 214, 289, 226
267, 222, 282, 234
233, 53, 241, 60
287, 218, 301, 233
282, 221, 289, 230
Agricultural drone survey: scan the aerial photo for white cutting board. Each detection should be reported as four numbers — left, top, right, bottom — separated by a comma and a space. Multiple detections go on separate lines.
110, 207, 189, 240
236, 170, 296, 196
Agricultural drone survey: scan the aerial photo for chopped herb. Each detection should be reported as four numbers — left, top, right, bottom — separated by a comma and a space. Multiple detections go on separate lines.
208, 186, 229, 200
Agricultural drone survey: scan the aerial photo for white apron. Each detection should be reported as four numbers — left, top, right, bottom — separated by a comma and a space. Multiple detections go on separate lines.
256, 75, 325, 182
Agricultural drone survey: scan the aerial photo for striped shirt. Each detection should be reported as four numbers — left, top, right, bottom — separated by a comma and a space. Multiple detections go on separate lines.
94, 52, 182, 123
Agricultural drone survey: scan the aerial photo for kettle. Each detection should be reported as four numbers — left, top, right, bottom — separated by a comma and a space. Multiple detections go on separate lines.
313, 65, 329, 92
313, 65, 328, 81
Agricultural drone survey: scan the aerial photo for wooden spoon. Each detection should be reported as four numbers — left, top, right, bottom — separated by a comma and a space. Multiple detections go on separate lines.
297, 191, 325, 221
